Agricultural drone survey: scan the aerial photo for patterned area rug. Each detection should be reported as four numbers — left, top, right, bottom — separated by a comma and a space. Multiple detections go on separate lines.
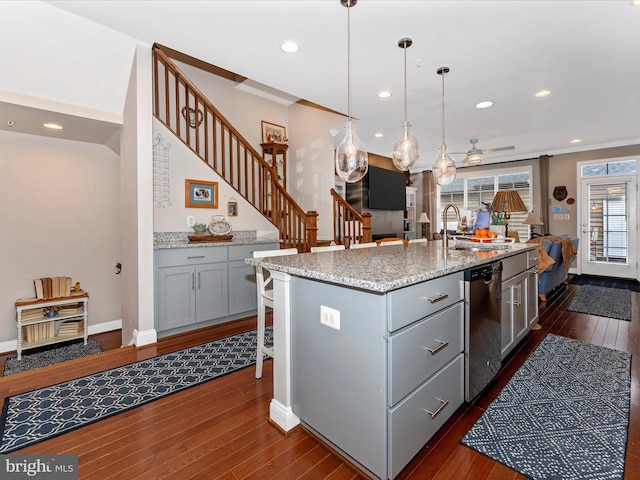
568, 285, 632, 321
0, 327, 271, 454
461, 334, 632, 480
3, 340, 103, 376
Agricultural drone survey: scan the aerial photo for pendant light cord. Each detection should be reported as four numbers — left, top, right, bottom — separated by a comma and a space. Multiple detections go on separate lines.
441, 72, 446, 145
403, 42, 408, 123
347, 3, 352, 122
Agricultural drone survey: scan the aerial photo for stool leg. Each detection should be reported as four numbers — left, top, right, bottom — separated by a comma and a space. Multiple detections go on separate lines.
256, 298, 266, 379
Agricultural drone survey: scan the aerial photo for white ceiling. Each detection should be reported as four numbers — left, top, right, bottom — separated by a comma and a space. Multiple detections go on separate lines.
15, 1, 640, 170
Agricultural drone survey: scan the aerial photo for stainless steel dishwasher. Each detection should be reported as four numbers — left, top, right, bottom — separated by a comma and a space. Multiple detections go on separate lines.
464, 261, 502, 402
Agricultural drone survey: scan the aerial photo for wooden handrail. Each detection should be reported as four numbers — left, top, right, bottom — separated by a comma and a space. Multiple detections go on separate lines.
152, 46, 316, 252
330, 188, 371, 248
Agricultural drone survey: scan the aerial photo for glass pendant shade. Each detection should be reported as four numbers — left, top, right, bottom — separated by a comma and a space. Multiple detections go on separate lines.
432, 66, 456, 186
432, 144, 456, 186
392, 122, 420, 170
336, 121, 368, 183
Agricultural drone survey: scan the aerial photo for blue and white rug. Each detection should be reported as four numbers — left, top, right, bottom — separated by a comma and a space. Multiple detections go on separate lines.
0, 327, 271, 453
461, 334, 632, 480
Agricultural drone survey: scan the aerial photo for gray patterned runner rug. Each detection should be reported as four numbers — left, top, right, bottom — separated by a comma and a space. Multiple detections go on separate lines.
567, 285, 632, 321
461, 334, 631, 480
0, 327, 271, 454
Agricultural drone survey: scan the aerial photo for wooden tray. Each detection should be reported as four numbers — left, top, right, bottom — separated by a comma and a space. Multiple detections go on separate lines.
188, 234, 233, 243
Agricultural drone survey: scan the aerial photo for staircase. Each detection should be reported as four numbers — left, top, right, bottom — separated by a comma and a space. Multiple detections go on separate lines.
152, 46, 371, 250
152, 46, 319, 251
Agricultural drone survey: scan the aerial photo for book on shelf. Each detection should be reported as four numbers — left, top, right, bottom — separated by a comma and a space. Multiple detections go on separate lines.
32, 276, 74, 300
58, 319, 84, 336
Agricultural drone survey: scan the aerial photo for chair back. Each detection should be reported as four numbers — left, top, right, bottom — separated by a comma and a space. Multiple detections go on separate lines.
310, 245, 346, 253
409, 238, 427, 244
376, 237, 408, 246
253, 248, 298, 295
349, 242, 377, 249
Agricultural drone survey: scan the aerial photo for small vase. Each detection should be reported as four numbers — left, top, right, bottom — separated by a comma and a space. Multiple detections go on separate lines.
47, 310, 58, 318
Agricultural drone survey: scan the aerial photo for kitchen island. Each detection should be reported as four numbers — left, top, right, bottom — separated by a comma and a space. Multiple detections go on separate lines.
246, 241, 538, 479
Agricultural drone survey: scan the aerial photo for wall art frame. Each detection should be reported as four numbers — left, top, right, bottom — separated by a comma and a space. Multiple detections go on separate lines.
185, 179, 218, 208
261, 121, 287, 143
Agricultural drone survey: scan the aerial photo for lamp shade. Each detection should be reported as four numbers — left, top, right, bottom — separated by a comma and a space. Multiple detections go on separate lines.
491, 190, 527, 213
523, 211, 544, 226
417, 212, 430, 224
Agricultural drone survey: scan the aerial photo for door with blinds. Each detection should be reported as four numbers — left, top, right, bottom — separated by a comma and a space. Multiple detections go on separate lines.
579, 158, 637, 279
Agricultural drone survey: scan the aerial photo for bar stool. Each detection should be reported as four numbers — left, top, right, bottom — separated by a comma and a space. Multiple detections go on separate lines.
252, 247, 298, 379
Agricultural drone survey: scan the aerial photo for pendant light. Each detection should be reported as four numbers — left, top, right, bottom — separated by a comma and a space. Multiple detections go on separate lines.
392, 37, 419, 171
335, 0, 368, 183
432, 66, 456, 186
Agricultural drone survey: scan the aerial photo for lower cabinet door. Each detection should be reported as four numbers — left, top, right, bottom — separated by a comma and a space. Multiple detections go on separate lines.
157, 265, 196, 331
196, 263, 228, 322
388, 354, 464, 479
228, 261, 258, 315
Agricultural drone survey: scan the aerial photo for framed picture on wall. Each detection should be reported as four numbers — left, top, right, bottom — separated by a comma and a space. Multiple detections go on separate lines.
261, 121, 287, 143
185, 179, 218, 208
227, 199, 238, 216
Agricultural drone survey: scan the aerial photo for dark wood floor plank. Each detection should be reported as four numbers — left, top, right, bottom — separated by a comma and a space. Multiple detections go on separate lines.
2, 287, 638, 479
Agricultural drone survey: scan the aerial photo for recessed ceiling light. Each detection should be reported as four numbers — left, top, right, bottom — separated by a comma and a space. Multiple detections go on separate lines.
475, 101, 493, 109
570, 139, 582, 144
43, 123, 63, 130
280, 41, 300, 54
631, 1, 640, 6
535, 90, 552, 98
374, 132, 384, 138
377, 90, 392, 99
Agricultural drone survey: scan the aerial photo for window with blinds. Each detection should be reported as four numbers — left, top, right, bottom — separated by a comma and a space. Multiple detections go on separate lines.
437, 169, 532, 239
588, 183, 628, 263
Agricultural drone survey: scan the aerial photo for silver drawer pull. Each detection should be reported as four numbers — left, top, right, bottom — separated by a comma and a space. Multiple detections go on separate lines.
423, 339, 449, 355
187, 255, 206, 259
423, 398, 449, 419
424, 293, 448, 304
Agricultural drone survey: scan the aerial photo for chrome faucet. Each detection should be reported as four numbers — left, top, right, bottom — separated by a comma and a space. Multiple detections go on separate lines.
442, 204, 460, 250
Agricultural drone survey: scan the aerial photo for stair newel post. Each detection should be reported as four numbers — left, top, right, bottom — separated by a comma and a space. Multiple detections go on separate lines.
361, 212, 372, 243
305, 211, 319, 252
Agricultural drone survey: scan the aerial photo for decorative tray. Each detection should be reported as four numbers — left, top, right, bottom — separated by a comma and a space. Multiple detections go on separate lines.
188, 234, 233, 243
451, 236, 515, 250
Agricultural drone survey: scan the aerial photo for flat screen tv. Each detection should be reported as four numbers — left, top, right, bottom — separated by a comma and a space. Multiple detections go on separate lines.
367, 166, 406, 210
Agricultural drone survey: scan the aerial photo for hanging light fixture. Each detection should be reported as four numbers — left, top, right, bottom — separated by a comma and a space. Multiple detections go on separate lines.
432, 66, 456, 185
392, 37, 419, 171
335, 0, 368, 184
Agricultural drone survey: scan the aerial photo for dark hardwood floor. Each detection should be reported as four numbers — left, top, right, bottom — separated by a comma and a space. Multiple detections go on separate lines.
1, 283, 638, 479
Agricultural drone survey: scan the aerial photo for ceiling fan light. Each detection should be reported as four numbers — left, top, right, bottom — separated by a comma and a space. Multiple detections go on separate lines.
432, 145, 456, 186
393, 121, 420, 170
336, 121, 368, 183
467, 151, 483, 164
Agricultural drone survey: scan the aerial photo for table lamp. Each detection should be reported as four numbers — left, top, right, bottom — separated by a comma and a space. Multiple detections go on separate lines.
416, 212, 430, 238
491, 190, 527, 237
523, 210, 544, 236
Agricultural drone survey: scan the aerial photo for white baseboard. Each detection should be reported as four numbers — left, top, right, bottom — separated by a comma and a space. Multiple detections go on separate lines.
0, 319, 123, 354
132, 328, 157, 347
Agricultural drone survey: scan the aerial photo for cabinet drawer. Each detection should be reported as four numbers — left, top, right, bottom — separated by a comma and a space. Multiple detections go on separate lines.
527, 248, 539, 270
228, 243, 280, 261
157, 247, 228, 267
388, 354, 464, 480
502, 252, 527, 280
388, 302, 463, 406
387, 272, 462, 332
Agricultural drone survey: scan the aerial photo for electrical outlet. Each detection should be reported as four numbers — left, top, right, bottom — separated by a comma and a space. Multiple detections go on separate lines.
187, 216, 196, 227
320, 305, 340, 330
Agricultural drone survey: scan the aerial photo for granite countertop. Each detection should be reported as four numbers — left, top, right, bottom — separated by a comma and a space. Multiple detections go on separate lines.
155, 237, 280, 249
245, 241, 537, 293
154, 231, 280, 249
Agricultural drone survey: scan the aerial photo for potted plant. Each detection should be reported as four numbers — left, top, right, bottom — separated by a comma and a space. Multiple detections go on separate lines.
192, 222, 208, 237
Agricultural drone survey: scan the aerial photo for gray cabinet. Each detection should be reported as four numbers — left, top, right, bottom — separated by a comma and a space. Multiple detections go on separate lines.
501, 250, 539, 359
155, 242, 279, 335
292, 271, 464, 479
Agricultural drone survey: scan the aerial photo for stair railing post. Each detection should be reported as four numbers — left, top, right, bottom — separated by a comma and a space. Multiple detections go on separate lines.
305, 211, 318, 252
361, 212, 372, 243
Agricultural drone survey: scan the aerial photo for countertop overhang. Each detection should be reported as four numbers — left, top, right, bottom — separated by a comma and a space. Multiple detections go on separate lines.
245, 242, 537, 293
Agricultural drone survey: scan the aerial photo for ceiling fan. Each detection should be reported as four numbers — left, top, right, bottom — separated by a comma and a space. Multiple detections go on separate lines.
452, 138, 515, 164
